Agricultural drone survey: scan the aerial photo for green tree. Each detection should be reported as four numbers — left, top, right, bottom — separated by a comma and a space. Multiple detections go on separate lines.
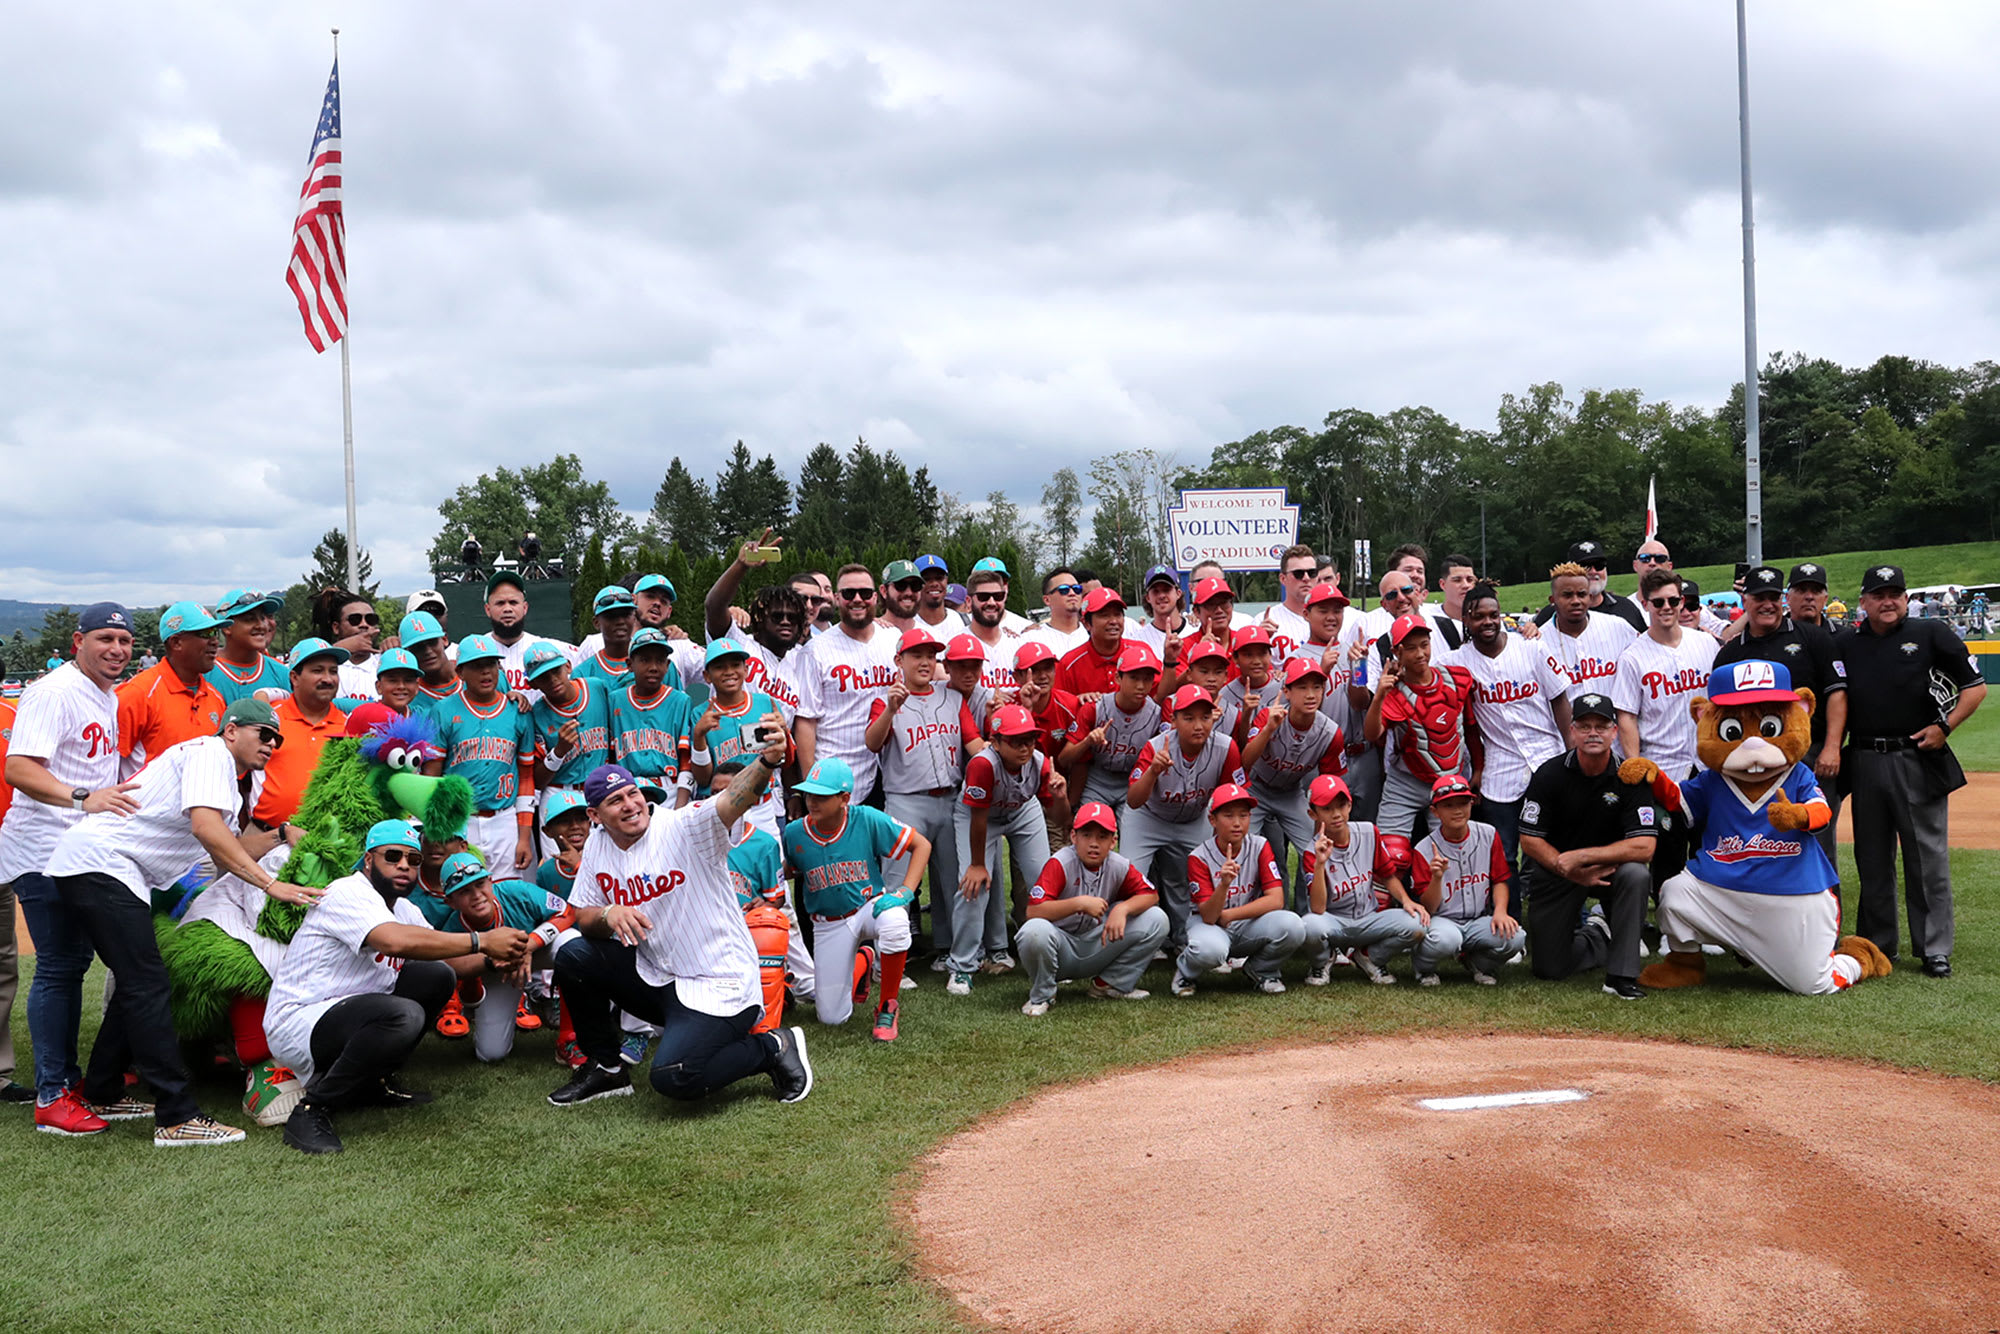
791, 443, 850, 553
572, 534, 610, 641
1039, 467, 1083, 569
648, 458, 716, 560
712, 442, 791, 549
303, 527, 378, 597
32, 607, 80, 664
428, 453, 633, 571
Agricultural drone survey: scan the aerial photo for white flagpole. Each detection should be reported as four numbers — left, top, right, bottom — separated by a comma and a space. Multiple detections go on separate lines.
1736, 0, 1763, 566
334, 27, 359, 594
1645, 474, 1658, 541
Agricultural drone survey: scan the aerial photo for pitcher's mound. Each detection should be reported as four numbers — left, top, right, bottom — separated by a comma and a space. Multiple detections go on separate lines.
909, 1035, 2000, 1333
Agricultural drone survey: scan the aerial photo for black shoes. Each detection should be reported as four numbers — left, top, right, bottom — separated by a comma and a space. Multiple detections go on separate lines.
1602, 978, 1648, 1001
0, 1080, 33, 1104
283, 1101, 343, 1155
548, 1063, 633, 1107
769, 1026, 813, 1104
1922, 955, 1952, 978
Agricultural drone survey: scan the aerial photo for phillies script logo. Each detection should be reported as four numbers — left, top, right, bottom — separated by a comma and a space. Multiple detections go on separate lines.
743, 657, 800, 709
598, 868, 687, 905
1708, 833, 1803, 863
828, 664, 897, 693
81, 722, 113, 758
1475, 678, 1541, 705
1566, 657, 1618, 684
1640, 667, 1706, 700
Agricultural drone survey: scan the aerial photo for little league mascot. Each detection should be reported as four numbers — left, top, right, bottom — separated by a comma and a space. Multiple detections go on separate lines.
155, 705, 475, 1124
1619, 660, 1893, 995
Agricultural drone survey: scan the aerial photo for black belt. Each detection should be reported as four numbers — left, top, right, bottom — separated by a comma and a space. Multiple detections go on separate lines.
1852, 736, 1915, 753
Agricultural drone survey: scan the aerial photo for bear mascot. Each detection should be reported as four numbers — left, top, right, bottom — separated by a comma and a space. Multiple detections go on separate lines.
1619, 659, 1893, 994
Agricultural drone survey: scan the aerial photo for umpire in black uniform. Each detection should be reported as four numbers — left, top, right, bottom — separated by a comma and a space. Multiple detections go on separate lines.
1833, 564, 1987, 977
1713, 565, 1848, 865
1517, 692, 1658, 999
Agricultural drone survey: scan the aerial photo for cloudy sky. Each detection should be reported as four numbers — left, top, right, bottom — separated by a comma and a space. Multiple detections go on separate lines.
5, 1, 1997, 603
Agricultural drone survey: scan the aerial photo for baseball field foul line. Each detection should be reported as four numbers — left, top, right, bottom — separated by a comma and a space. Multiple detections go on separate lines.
1417, 1089, 1590, 1111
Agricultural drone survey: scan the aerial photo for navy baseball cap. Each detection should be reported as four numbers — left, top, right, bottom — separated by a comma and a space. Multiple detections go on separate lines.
1144, 563, 1180, 588
584, 763, 640, 807
78, 602, 133, 634
914, 554, 949, 577
1787, 562, 1828, 589
1742, 566, 1785, 597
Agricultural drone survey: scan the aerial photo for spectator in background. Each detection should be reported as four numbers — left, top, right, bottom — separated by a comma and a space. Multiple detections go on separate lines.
117, 601, 226, 772
207, 589, 291, 705
313, 589, 382, 701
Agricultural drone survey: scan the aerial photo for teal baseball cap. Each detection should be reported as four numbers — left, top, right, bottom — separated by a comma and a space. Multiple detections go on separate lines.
969, 556, 1009, 578
365, 819, 421, 852
159, 601, 226, 639
398, 610, 446, 648
523, 641, 571, 681
456, 633, 503, 665
542, 788, 589, 824
439, 851, 491, 896
634, 573, 677, 600
794, 756, 854, 796
375, 647, 421, 676
215, 588, 282, 620
704, 636, 751, 667
288, 637, 351, 671
629, 627, 672, 654
592, 584, 636, 615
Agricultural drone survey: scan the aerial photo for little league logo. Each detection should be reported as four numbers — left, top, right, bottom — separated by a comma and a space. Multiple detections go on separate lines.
1734, 661, 1777, 691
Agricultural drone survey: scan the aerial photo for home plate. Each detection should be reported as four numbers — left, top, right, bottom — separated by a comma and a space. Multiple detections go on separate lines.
1417, 1088, 1589, 1111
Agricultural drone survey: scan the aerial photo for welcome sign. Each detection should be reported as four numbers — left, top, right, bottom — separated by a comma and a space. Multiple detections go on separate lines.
1166, 487, 1301, 572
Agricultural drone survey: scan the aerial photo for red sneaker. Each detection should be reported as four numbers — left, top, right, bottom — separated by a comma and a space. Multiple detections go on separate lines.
436, 993, 470, 1039
554, 1037, 586, 1069
514, 994, 543, 1032
35, 1090, 109, 1138
871, 1000, 900, 1043
852, 945, 877, 1006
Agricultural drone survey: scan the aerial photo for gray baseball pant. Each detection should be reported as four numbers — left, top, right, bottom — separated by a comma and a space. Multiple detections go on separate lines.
1374, 765, 1435, 846
1416, 914, 1521, 977
1179, 912, 1306, 984
1250, 784, 1315, 913
951, 801, 1050, 973
885, 791, 961, 957
1120, 804, 1206, 952
1017, 908, 1169, 1005
1301, 907, 1424, 967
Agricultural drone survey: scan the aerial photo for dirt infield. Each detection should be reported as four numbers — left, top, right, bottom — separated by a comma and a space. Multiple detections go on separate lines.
910, 1036, 2000, 1333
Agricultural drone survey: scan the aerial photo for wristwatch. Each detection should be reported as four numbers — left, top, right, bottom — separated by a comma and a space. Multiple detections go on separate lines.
70, 786, 89, 811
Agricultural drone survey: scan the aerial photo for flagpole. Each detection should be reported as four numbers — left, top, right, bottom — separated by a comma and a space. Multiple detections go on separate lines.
333, 26, 359, 594
1736, 0, 1763, 566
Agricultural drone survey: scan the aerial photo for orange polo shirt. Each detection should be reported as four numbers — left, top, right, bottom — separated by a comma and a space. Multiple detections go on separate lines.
117, 661, 226, 768
253, 695, 348, 825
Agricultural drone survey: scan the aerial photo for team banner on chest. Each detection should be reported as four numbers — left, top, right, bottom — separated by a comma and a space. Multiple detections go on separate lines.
1166, 487, 1300, 572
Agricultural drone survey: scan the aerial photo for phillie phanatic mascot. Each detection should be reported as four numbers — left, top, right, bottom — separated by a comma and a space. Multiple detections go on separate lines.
156, 704, 474, 1124
1619, 660, 1892, 994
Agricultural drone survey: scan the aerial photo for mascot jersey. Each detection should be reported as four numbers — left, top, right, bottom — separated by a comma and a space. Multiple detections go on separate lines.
782, 805, 915, 918
1680, 763, 1836, 896
728, 824, 786, 910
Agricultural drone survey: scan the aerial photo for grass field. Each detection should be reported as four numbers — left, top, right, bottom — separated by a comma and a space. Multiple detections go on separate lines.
1953, 700, 2000, 772
1486, 538, 2000, 611
4, 844, 1998, 1333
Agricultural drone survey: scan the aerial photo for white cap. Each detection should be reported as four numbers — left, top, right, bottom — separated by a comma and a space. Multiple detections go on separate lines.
406, 589, 446, 614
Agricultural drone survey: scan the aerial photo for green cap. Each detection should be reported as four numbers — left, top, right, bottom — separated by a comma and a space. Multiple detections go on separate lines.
484, 569, 527, 598
882, 559, 920, 586
217, 697, 280, 735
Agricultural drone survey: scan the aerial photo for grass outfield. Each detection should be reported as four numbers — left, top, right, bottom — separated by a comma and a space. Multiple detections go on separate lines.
1485, 538, 2000, 611
1953, 701, 2000, 772
4, 846, 1997, 1332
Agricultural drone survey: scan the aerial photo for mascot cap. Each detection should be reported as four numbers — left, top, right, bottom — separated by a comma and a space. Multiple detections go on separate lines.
794, 756, 854, 796
440, 851, 491, 896
1706, 660, 1799, 706
365, 819, 421, 852
343, 701, 399, 736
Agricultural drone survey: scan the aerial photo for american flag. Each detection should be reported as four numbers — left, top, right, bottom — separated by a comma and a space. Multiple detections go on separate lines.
287, 60, 345, 352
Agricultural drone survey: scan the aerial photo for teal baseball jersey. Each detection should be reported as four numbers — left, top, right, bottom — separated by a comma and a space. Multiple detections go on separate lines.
728, 824, 787, 910
781, 805, 915, 918
409, 682, 462, 723
701, 691, 786, 798
609, 683, 694, 781
207, 655, 291, 706
572, 650, 634, 695
435, 878, 569, 932
536, 856, 578, 901
407, 885, 455, 928
434, 693, 536, 809
531, 678, 613, 786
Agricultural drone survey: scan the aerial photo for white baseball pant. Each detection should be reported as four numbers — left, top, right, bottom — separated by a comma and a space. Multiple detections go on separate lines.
1658, 874, 1862, 995
1016, 908, 1169, 1006
810, 904, 912, 1026
465, 810, 525, 878
1179, 912, 1306, 985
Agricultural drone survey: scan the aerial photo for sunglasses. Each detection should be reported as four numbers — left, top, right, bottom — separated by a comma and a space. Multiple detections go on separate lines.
375, 848, 415, 866
344, 612, 381, 626
1635, 553, 1670, 564
892, 579, 924, 593
1284, 569, 1315, 580
1384, 584, 1417, 599
767, 611, 802, 624
1048, 584, 1083, 597
971, 590, 1007, 603
241, 725, 285, 749
799, 594, 829, 606
1648, 596, 1684, 609
837, 587, 876, 601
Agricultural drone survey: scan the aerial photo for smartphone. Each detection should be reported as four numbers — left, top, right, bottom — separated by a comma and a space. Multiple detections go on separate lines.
1733, 562, 1752, 584
739, 717, 769, 748
744, 545, 783, 565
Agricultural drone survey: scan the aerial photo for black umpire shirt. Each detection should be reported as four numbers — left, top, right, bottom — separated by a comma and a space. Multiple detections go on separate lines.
1833, 616, 1982, 741
1712, 616, 1845, 755
1518, 749, 1661, 859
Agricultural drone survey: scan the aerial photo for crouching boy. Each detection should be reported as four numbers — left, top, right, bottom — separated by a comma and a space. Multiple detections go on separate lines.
1015, 802, 1168, 1016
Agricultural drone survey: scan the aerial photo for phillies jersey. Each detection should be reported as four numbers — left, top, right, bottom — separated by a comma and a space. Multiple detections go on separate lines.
1030, 847, 1154, 938
870, 686, 976, 793
1076, 695, 1164, 805
1379, 663, 1478, 783
793, 625, 899, 795
782, 804, 916, 918
1611, 629, 1720, 780
1678, 764, 1836, 897
738, 639, 803, 720
1189, 833, 1283, 911
961, 748, 1056, 818
531, 678, 613, 787
728, 821, 788, 910
1304, 822, 1400, 919
1454, 635, 1569, 803
1247, 711, 1346, 792
1130, 732, 1247, 824
434, 694, 536, 809
264, 875, 431, 1082
971, 631, 1019, 693
610, 683, 694, 781
1544, 611, 1638, 700
1412, 821, 1510, 920
0, 662, 120, 883
1264, 603, 1311, 662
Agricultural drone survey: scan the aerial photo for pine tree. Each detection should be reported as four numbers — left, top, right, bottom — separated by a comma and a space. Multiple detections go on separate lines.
304, 528, 378, 597
792, 443, 849, 553
573, 533, 610, 640
649, 458, 716, 560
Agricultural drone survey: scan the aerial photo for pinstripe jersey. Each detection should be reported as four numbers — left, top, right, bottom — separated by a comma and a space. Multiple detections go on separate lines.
1246, 710, 1346, 792
738, 639, 802, 720
609, 684, 694, 781
1188, 833, 1283, 910
1412, 821, 1509, 920
264, 875, 431, 1082
1610, 629, 1719, 780
961, 749, 1055, 818
0, 663, 122, 883
1543, 610, 1638, 700
531, 678, 613, 786
792, 625, 899, 795
46, 735, 255, 900
434, 693, 536, 808
1302, 822, 1398, 919
869, 686, 974, 793
1130, 732, 1247, 824
1029, 847, 1153, 938
970, 631, 1018, 693
781, 804, 915, 918
1075, 695, 1164, 805
1264, 603, 1311, 662
205, 654, 292, 706
570, 799, 762, 1014
1451, 635, 1569, 803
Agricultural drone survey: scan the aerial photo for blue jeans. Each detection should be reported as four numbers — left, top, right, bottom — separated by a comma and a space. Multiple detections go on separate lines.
554, 936, 777, 1099
15, 873, 93, 1105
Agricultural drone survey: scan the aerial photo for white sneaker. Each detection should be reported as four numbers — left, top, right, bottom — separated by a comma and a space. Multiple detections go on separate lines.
1087, 980, 1149, 1000
1638, 940, 1652, 958
1257, 977, 1286, 995
1304, 962, 1333, 986
1151, 947, 1169, 961
1225, 956, 1248, 972
1021, 999, 1051, 1017
1170, 974, 1197, 998
154, 1113, 247, 1148
946, 970, 973, 997
1470, 969, 1498, 987
929, 956, 950, 973
900, 974, 918, 990
1700, 943, 1727, 956
1354, 953, 1396, 986
1332, 949, 1354, 967
986, 951, 1017, 973
1416, 972, 1441, 988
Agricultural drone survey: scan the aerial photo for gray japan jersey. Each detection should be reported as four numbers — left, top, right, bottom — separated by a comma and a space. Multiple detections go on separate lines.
1081, 696, 1165, 804
1043, 846, 1143, 938
1135, 730, 1243, 824
1248, 711, 1343, 792
876, 686, 968, 793
1191, 832, 1275, 910
1216, 673, 1279, 723
1315, 821, 1388, 920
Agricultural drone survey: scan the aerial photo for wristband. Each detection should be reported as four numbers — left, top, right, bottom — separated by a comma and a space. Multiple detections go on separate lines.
514, 794, 535, 813
468, 930, 481, 957
533, 922, 560, 950
688, 746, 712, 767
1941, 720, 1954, 737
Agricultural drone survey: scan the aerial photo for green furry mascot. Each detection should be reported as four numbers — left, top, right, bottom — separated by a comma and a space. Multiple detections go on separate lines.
157, 706, 474, 1126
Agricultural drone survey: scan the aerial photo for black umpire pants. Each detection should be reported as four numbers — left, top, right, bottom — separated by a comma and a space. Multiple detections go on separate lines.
55, 872, 200, 1125
555, 936, 776, 1100
1522, 862, 1648, 984
305, 959, 454, 1107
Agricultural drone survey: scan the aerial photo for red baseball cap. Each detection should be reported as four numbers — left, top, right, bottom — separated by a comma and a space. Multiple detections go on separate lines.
989, 704, 1039, 737
1083, 587, 1126, 615
1229, 625, 1272, 654
896, 627, 945, 655
344, 701, 399, 737
1208, 782, 1257, 813
1073, 801, 1120, 834
1182, 638, 1229, 665
1282, 656, 1327, 686
1308, 773, 1351, 807
943, 633, 985, 663
1192, 576, 1233, 605
1115, 642, 1162, 675
1305, 583, 1350, 608
1389, 612, 1432, 646
1013, 640, 1057, 672
1167, 683, 1215, 713
1430, 773, 1475, 805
